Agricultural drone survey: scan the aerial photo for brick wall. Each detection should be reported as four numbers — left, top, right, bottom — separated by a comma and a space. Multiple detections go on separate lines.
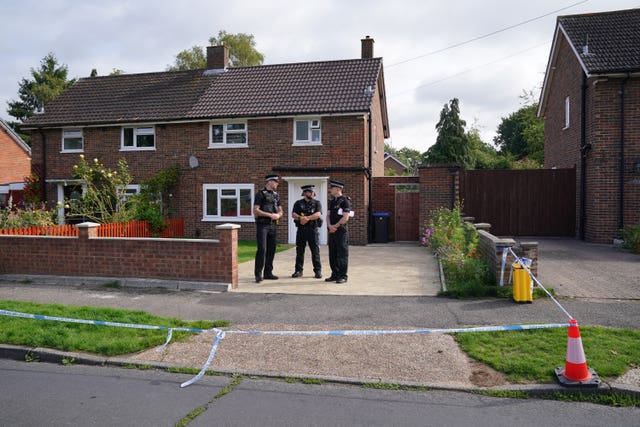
418, 164, 459, 230
0, 126, 31, 184
29, 113, 383, 245
372, 176, 419, 241
0, 223, 239, 288
543, 32, 640, 243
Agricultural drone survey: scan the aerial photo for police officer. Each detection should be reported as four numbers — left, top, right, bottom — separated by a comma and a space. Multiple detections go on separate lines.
253, 175, 283, 283
326, 179, 351, 284
291, 184, 323, 279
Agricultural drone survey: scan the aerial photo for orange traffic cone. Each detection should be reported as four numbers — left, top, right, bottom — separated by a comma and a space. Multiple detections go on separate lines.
555, 319, 600, 387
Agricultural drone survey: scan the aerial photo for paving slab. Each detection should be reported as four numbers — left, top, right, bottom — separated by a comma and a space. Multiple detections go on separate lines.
233, 242, 440, 296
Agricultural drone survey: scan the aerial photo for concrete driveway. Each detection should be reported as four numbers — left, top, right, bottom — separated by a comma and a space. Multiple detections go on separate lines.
535, 238, 640, 300
234, 242, 440, 296
236, 238, 639, 300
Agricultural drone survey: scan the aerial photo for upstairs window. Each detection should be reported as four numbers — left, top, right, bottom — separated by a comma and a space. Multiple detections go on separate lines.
62, 129, 83, 152
210, 121, 248, 147
294, 118, 321, 144
122, 126, 155, 150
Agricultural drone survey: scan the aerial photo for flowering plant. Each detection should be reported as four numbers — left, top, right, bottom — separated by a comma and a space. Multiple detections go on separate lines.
422, 202, 492, 297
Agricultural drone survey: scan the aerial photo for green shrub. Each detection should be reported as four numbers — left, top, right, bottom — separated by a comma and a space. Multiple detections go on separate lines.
621, 224, 640, 254
0, 205, 57, 229
422, 203, 494, 298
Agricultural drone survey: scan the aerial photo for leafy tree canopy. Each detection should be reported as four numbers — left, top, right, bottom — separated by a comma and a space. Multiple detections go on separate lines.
7, 53, 75, 124
494, 91, 544, 165
167, 31, 264, 71
423, 98, 472, 168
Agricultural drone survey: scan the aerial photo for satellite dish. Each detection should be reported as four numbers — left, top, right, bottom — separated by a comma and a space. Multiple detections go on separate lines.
189, 155, 199, 169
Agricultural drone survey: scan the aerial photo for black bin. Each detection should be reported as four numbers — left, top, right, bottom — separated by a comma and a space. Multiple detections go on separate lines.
372, 212, 390, 243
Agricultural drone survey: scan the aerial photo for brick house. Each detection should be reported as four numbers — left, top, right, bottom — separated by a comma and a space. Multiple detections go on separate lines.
24, 37, 390, 245
0, 119, 31, 207
383, 152, 408, 175
538, 8, 640, 243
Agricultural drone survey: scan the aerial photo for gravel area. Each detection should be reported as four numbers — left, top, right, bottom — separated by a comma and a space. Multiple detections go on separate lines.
130, 324, 508, 388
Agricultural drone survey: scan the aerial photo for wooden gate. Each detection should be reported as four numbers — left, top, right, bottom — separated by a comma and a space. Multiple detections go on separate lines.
395, 187, 419, 241
459, 169, 576, 236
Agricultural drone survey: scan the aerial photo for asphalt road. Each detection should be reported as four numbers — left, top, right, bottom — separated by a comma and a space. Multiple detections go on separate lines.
1, 360, 637, 427
0, 283, 638, 330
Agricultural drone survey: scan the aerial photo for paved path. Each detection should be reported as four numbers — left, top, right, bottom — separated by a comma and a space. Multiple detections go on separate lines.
235, 242, 440, 296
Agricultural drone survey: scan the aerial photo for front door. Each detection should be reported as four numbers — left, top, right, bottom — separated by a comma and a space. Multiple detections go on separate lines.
284, 177, 328, 245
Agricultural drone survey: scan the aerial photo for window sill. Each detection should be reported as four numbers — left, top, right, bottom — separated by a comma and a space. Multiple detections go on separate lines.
60, 149, 84, 154
292, 142, 323, 147
208, 144, 249, 149
119, 147, 156, 152
202, 217, 255, 222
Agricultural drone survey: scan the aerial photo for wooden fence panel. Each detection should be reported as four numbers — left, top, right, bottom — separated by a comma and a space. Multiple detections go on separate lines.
1, 218, 184, 238
459, 169, 575, 236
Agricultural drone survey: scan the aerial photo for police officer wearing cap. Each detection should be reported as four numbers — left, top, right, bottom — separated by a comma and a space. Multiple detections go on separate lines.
291, 185, 323, 279
326, 179, 351, 284
253, 175, 283, 283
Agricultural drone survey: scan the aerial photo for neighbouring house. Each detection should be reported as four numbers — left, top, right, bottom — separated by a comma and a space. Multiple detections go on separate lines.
23, 37, 390, 245
538, 8, 640, 243
384, 152, 408, 175
0, 119, 31, 208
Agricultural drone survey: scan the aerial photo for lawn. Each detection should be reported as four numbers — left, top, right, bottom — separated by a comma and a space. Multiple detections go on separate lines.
238, 239, 293, 263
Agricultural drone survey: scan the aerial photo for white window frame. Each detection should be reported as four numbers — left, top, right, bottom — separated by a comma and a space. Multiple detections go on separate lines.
121, 126, 156, 151
293, 117, 322, 145
61, 129, 84, 153
209, 120, 248, 148
120, 184, 141, 202
202, 183, 254, 222
563, 96, 570, 130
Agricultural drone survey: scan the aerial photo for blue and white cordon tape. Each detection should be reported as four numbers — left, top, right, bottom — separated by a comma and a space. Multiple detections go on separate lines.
0, 308, 569, 387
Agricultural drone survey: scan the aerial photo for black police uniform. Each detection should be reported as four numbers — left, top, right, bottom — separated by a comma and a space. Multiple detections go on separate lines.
254, 187, 280, 280
328, 193, 350, 281
292, 196, 322, 277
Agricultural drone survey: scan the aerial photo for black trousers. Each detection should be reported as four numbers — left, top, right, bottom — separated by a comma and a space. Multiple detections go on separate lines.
294, 226, 322, 273
328, 226, 348, 279
255, 221, 277, 277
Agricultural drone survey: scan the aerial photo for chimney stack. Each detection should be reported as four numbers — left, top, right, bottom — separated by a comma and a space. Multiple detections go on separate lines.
361, 36, 374, 59
206, 45, 229, 70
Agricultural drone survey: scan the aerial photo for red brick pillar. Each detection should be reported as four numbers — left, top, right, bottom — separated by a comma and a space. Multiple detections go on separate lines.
216, 223, 240, 289
419, 164, 460, 229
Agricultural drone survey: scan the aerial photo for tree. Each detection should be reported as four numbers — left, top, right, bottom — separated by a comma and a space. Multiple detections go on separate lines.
209, 31, 264, 67
423, 98, 472, 168
494, 91, 544, 165
467, 127, 508, 169
167, 31, 264, 71
7, 53, 75, 123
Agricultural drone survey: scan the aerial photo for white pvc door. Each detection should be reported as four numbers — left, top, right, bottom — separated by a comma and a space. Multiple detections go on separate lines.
284, 177, 328, 245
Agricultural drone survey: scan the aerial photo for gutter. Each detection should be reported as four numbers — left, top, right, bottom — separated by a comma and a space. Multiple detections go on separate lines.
619, 74, 629, 233
367, 110, 373, 243
272, 166, 369, 174
579, 72, 589, 240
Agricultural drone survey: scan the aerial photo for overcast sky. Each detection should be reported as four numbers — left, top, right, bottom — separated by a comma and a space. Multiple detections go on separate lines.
0, 0, 636, 152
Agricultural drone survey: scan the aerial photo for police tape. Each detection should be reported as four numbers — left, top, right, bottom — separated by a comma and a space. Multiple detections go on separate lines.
504, 248, 574, 320
0, 308, 569, 387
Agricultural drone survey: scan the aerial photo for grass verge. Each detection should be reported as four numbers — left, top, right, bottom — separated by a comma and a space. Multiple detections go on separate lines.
0, 300, 228, 356
455, 326, 640, 383
238, 239, 293, 263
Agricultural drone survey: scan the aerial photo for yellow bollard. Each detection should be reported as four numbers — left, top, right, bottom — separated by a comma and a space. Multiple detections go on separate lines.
512, 261, 533, 303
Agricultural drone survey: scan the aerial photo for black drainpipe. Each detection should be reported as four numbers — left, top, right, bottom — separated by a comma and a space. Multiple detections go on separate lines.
39, 128, 48, 203
619, 74, 629, 233
579, 72, 589, 240
367, 110, 373, 243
